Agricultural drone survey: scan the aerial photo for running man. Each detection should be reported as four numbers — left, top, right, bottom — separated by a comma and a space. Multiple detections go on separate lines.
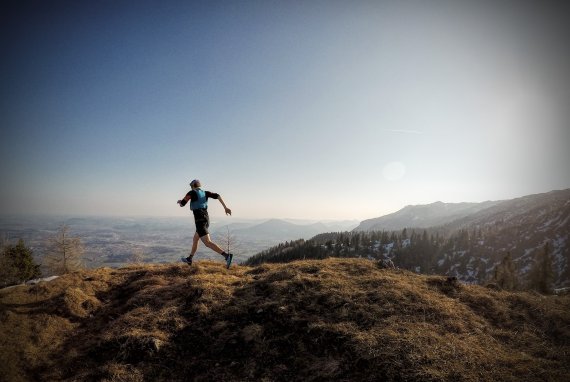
177, 179, 234, 268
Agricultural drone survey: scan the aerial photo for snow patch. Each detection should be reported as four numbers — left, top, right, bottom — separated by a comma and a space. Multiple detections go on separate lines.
1, 275, 60, 290
557, 213, 569, 229
449, 263, 461, 273
520, 263, 533, 274
26, 276, 60, 285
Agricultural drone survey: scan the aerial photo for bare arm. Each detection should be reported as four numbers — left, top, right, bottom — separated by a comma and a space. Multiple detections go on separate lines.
217, 195, 232, 216
177, 193, 191, 207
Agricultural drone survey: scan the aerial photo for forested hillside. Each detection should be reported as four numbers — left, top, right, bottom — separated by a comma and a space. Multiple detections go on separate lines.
246, 190, 570, 288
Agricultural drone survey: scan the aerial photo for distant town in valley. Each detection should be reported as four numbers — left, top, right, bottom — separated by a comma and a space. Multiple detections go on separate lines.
0, 214, 359, 267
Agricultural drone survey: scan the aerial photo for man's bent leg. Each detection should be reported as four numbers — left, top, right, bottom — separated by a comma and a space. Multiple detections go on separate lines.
200, 234, 225, 255
201, 234, 233, 269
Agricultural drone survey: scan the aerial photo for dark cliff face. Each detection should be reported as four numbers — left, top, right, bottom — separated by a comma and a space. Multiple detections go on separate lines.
1, 258, 569, 382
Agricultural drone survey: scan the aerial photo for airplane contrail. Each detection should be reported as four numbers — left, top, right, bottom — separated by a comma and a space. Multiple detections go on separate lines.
383, 129, 424, 135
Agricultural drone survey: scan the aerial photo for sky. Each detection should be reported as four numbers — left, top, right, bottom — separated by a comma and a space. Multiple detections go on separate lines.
1, 0, 569, 221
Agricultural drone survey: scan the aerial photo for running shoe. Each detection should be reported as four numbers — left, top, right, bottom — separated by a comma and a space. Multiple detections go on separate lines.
181, 256, 193, 266
225, 253, 233, 269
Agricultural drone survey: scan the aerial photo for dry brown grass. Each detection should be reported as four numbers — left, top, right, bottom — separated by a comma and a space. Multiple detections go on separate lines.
1, 258, 569, 381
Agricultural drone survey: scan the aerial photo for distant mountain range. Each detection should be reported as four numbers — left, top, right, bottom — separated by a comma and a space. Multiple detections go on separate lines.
440, 189, 570, 233
354, 200, 501, 232
214, 219, 359, 242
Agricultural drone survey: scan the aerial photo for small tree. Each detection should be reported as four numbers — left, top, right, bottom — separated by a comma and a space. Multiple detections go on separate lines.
527, 242, 554, 294
43, 224, 85, 275
0, 239, 41, 286
219, 226, 240, 255
493, 252, 518, 290
128, 248, 145, 265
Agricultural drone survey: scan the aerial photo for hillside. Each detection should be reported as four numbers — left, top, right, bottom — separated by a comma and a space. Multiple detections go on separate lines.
441, 189, 570, 232
308, 189, 570, 286
433, 189, 570, 284
354, 201, 500, 232
1, 259, 569, 381
353, 189, 570, 235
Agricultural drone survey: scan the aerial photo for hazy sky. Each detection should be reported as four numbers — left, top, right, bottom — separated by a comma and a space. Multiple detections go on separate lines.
1, 1, 569, 221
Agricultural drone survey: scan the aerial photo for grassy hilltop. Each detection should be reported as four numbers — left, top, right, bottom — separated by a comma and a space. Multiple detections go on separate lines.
1, 258, 569, 381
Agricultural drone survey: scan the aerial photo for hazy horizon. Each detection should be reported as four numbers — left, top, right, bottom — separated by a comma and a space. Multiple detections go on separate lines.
2, 1, 569, 221
1, 187, 565, 223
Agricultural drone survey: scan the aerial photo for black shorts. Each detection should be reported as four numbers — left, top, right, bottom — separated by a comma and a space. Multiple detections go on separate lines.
193, 209, 210, 237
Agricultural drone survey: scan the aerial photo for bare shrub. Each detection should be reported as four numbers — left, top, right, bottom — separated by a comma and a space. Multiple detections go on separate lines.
43, 224, 84, 275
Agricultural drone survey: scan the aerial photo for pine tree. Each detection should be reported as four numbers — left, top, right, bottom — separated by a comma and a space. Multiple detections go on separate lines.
379, 231, 384, 243
493, 252, 518, 290
353, 233, 360, 251
528, 242, 554, 294
0, 239, 41, 286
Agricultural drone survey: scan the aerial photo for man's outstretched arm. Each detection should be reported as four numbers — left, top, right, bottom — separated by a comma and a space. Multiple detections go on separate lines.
217, 195, 232, 216
177, 193, 191, 207
205, 191, 232, 215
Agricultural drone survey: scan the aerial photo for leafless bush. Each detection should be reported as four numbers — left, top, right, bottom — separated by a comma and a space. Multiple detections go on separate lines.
43, 224, 85, 275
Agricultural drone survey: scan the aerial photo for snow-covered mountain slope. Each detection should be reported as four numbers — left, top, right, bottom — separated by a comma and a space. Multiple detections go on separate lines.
435, 189, 570, 286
